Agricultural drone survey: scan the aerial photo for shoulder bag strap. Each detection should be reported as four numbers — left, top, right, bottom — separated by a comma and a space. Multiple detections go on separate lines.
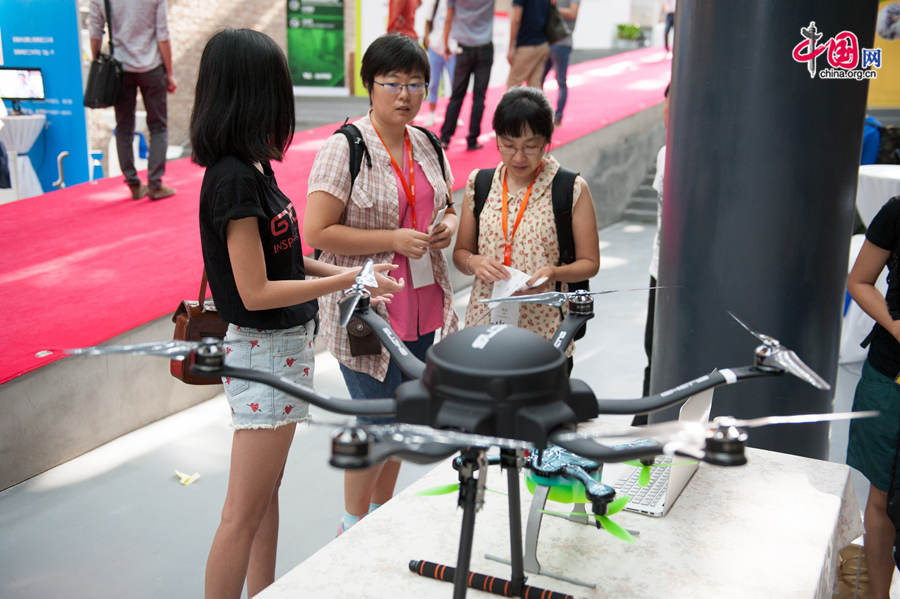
198, 270, 209, 309
103, 0, 115, 55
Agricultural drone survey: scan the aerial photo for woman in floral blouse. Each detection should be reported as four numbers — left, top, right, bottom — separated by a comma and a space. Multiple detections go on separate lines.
452, 86, 599, 371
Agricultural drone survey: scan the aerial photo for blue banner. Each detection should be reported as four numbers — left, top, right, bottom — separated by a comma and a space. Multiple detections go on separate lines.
1, 0, 89, 192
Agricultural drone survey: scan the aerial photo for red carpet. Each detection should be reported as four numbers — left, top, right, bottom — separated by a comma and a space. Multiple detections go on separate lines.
0, 47, 670, 384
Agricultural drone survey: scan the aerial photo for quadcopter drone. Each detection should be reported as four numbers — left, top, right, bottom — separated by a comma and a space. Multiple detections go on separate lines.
61, 261, 874, 599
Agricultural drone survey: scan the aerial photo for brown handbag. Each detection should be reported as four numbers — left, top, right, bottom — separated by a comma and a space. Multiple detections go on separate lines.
170, 271, 229, 384
347, 315, 382, 356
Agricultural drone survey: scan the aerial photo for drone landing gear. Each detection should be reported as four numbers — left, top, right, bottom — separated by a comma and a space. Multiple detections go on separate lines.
484, 482, 597, 589
410, 449, 574, 599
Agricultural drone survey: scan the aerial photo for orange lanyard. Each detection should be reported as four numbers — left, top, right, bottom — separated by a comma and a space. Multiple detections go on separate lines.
373, 123, 417, 230
501, 164, 542, 266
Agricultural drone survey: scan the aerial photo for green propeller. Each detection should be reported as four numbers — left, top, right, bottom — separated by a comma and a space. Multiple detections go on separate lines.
415, 482, 508, 497
541, 495, 635, 543
623, 460, 697, 487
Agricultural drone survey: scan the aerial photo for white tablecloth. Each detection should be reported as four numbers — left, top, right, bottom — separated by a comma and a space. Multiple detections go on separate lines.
857, 164, 900, 226
0, 114, 46, 199
260, 446, 861, 599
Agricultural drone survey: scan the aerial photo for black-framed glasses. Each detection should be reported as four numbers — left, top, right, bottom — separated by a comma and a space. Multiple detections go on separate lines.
496, 140, 547, 157
373, 80, 427, 95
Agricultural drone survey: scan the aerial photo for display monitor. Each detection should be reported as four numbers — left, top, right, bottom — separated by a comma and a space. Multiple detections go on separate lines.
0, 67, 45, 101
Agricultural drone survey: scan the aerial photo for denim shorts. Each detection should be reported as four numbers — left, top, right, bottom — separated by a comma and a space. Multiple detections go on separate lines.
223, 321, 315, 430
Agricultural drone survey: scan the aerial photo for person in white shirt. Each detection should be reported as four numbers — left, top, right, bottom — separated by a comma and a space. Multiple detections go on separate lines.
638, 84, 669, 424
422, 0, 459, 126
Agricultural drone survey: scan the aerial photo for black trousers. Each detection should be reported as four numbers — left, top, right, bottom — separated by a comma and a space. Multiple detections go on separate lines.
633, 275, 657, 426
440, 43, 493, 147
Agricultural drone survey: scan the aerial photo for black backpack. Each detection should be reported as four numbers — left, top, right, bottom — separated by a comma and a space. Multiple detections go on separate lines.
334, 120, 448, 192
472, 167, 589, 295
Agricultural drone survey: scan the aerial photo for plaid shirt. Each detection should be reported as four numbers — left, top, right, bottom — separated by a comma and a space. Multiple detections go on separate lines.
307, 114, 459, 381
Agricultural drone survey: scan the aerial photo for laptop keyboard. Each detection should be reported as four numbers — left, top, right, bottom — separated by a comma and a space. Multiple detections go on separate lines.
614, 456, 672, 510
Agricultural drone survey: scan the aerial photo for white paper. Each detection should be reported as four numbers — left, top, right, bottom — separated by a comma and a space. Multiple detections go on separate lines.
488, 266, 532, 325
428, 206, 448, 233
409, 253, 435, 288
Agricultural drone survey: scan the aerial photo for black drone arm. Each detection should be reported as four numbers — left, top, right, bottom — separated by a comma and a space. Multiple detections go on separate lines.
549, 312, 593, 353
594, 366, 778, 415
354, 308, 426, 380
548, 431, 666, 462
367, 437, 462, 465
209, 365, 396, 417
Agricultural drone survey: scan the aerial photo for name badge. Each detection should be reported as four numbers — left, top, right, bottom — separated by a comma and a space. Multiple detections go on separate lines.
409, 253, 435, 289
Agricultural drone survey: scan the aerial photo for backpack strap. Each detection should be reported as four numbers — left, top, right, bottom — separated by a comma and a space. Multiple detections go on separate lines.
551, 167, 588, 293
334, 120, 371, 193
410, 124, 448, 186
472, 168, 496, 250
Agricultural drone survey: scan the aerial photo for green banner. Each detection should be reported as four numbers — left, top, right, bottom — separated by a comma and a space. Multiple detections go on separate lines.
287, 0, 345, 88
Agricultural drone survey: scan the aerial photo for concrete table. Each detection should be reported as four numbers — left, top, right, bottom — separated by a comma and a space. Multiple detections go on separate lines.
259, 444, 861, 599
0, 113, 46, 199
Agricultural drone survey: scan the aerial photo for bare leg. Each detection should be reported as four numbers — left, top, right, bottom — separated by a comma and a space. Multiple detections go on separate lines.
864, 485, 895, 599
205, 424, 296, 599
370, 459, 401, 505
246, 464, 285, 596
345, 464, 384, 516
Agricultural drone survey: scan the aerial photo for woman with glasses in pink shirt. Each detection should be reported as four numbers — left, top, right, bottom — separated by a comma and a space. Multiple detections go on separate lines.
304, 34, 458, 535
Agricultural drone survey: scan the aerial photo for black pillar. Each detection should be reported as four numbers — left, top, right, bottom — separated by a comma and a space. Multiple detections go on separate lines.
649, 1, 878, 459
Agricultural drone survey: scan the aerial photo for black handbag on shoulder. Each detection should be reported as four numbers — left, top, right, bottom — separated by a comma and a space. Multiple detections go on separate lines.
83, 0, 122, 108
545, 2, 572, 45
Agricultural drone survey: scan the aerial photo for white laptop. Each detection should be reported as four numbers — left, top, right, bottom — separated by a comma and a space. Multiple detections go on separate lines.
601, 388, 714, 517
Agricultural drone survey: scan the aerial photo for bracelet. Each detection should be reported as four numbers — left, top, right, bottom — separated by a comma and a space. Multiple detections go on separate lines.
465, 253, 475, 275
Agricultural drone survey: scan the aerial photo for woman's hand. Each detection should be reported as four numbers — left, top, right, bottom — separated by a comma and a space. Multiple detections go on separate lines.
368, 263, 404, 300
524, 266, 555, 290
470, 254, 510, 283
428, 221, 455, 250
393, 228, 431, 259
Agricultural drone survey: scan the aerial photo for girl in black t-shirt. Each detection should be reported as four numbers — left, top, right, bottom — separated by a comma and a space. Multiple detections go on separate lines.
190, 30, 401, 599
847, 195, 900, 598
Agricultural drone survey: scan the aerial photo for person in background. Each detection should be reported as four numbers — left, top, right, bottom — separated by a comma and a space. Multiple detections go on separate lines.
541, 0, 579, 127
304, 34, 459, 536
846, 194, 900, 599
192, 29, 400, 599
637, 83, 669, 426
507, 0, 550, 89
88, 0, 176, 200
388, 0, 421, 39
439, 0, 496, 151
452, 86, 598, 372
421, 0, 457, 127
660, 0, 676, 52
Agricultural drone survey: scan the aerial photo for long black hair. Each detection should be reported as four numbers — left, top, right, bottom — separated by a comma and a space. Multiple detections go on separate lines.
190, 29, 295, 167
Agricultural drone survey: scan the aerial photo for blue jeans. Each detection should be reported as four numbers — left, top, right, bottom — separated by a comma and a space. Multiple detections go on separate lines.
542, 44, 571, 121
427, 48, 456, 105
339, 332, 435, 423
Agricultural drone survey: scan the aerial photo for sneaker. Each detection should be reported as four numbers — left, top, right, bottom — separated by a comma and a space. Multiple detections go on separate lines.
440, 139, 450, 150
147, 184, 176, 200
128, 182, 147, 200
466, 142, 484, 152
553, 116, 562, 128
424, 112, 436, 127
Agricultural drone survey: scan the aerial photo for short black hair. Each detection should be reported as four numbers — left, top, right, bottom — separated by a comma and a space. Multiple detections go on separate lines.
360, 34, 430, 93
492, 87, 554, 141
190, 29, 295, 167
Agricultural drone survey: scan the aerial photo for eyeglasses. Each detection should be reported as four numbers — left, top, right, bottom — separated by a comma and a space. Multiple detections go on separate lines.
373, 80, 426, 95
497, 141, 546, 157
